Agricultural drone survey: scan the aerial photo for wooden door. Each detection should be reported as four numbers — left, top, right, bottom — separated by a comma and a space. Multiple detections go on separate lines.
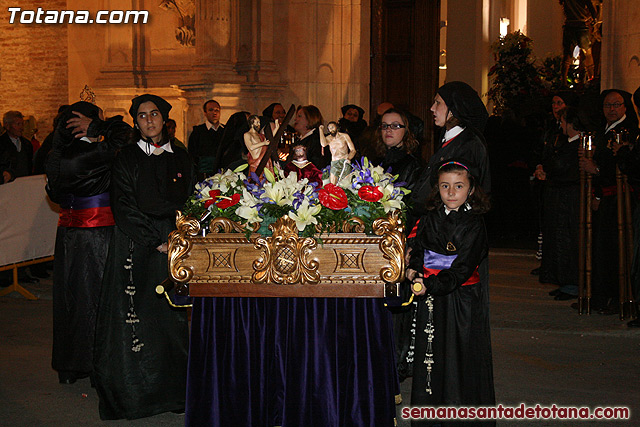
370, 0, 441, 160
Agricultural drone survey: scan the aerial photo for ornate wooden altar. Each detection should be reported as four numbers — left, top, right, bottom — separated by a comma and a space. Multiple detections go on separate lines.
168, 211, 405, 298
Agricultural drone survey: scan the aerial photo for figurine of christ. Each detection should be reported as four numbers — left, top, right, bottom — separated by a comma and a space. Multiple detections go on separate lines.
319, 121, 356, 184
244, 114, 273, 175
284, 144, 323, 187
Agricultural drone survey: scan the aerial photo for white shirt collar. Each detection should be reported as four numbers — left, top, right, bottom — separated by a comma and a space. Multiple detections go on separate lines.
8, 135, 21, 151
605, 114, 626, 134
443, 125, 464, 142
206, 120, 222, 131
137, 139, 174, 156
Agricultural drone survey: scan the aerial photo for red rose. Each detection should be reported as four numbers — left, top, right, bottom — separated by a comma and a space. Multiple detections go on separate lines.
204, 189, 221, 208
358, 185, 383, 202
318, 184, 348, 210
216, 193, 241, 209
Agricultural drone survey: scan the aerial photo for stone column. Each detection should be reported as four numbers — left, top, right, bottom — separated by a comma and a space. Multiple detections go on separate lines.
193, 0, 241, 81
235, 0, 281, 83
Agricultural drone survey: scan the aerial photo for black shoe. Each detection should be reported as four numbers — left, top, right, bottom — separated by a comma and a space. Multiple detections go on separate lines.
597, 305, 619, 316
548, 288, 561, 297
554, 292, 577, 301
530, 267, 540, 276
628, 319, 640, 327
58, 372, 77, 384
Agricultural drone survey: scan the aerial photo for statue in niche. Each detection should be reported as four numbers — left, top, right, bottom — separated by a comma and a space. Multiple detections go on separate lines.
159, 0, 195, 47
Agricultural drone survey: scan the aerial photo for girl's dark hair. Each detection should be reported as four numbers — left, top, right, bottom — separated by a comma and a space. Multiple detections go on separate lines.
373, 108, 419, 157
426, 161, 491, 214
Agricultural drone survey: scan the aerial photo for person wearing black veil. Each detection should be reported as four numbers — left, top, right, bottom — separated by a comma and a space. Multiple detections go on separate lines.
411, 81, 490, 225
93, 94, 194, 419
215, 110, 250, 171
45, 101, 131, 385
337, 103, 368, 145
398, 82, 491, 406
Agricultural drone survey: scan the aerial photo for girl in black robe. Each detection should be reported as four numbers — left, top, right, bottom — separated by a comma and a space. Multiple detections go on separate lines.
46, 102, 131, 384
407, 161, 495, 426
93, 94, 193, 420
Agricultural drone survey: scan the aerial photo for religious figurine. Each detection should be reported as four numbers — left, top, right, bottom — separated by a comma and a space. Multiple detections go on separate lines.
244, 114, 273, 176
284, 143, 323, 187
319, 121, 356, 184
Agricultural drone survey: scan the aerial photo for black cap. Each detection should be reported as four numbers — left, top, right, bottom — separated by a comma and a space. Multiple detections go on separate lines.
129, 94, 172, 121
341, 104, 365, 119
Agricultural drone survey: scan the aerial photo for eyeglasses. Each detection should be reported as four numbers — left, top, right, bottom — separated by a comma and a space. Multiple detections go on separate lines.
604, 103, 624, 109
380, 123, 406, 131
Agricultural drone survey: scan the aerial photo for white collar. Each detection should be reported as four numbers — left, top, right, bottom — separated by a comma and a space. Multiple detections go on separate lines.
444, 202, 471, 215
443, 126, 464, 142
292, 160, 311, 168
605, 115, 626, 134
8, 135, 21, 150
301, 128, 315, 139
137, 139, 174, 156
80, 136, 93, 144
206, 120, 222, 131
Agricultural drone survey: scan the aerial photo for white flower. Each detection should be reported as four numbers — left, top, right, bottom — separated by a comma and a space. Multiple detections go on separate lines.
288, 199, 321, 231
236, 189, 262, 224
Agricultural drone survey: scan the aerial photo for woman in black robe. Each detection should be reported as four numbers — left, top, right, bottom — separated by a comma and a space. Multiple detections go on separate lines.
93, 94, 194, 420
46, 102, 131, 384
411, 81, 490, 226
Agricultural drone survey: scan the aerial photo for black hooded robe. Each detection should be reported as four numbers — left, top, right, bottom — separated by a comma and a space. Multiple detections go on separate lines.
408, 206, 495, 427
46, 103, 132, 382
93, 141, 193, 420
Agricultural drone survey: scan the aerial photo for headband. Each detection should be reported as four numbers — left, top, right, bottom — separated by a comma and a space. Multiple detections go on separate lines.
438, 161, 469, 171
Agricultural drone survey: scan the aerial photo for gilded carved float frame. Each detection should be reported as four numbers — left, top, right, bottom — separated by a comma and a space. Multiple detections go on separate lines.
168, 210, 405, 298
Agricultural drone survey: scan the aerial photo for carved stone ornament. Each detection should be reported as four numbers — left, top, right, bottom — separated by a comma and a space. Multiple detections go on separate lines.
252, 216, 320, 285
159, 0, 195, 47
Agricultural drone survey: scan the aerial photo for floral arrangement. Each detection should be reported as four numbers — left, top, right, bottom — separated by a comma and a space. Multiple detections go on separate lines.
488, 31, 544, 116
182, 158, 410, 238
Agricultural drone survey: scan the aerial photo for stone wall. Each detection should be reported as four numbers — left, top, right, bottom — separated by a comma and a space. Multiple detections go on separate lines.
601, 0, 640, 94
0, 0, 68, 137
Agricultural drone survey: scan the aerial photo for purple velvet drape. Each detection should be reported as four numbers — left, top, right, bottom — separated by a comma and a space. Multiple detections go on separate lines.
186, 297, 398, 427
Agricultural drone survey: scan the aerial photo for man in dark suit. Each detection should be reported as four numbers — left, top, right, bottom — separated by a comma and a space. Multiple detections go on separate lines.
0, 110, 33, 179
188, 99, 224, 180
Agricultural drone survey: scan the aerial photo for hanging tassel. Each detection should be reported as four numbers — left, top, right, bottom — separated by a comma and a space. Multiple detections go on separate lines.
405, 300, 419, 364
124, 239, 144, 352
423, 295, 435, 394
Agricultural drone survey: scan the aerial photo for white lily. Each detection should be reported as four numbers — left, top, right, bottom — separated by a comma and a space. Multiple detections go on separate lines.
288, 199, 322, 231
236, 189, 262, 223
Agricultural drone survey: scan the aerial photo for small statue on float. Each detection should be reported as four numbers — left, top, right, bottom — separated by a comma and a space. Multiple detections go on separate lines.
244, 114, 273, 176
319, 121, 356, 184
284, 143, 323, 187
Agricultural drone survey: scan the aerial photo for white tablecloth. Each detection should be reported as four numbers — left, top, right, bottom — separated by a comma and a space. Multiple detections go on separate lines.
0, 175, 59, 266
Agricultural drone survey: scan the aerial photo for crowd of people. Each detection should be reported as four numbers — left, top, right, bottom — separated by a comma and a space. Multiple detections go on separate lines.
531, 87, 640, 325
2, 79, 639, 425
